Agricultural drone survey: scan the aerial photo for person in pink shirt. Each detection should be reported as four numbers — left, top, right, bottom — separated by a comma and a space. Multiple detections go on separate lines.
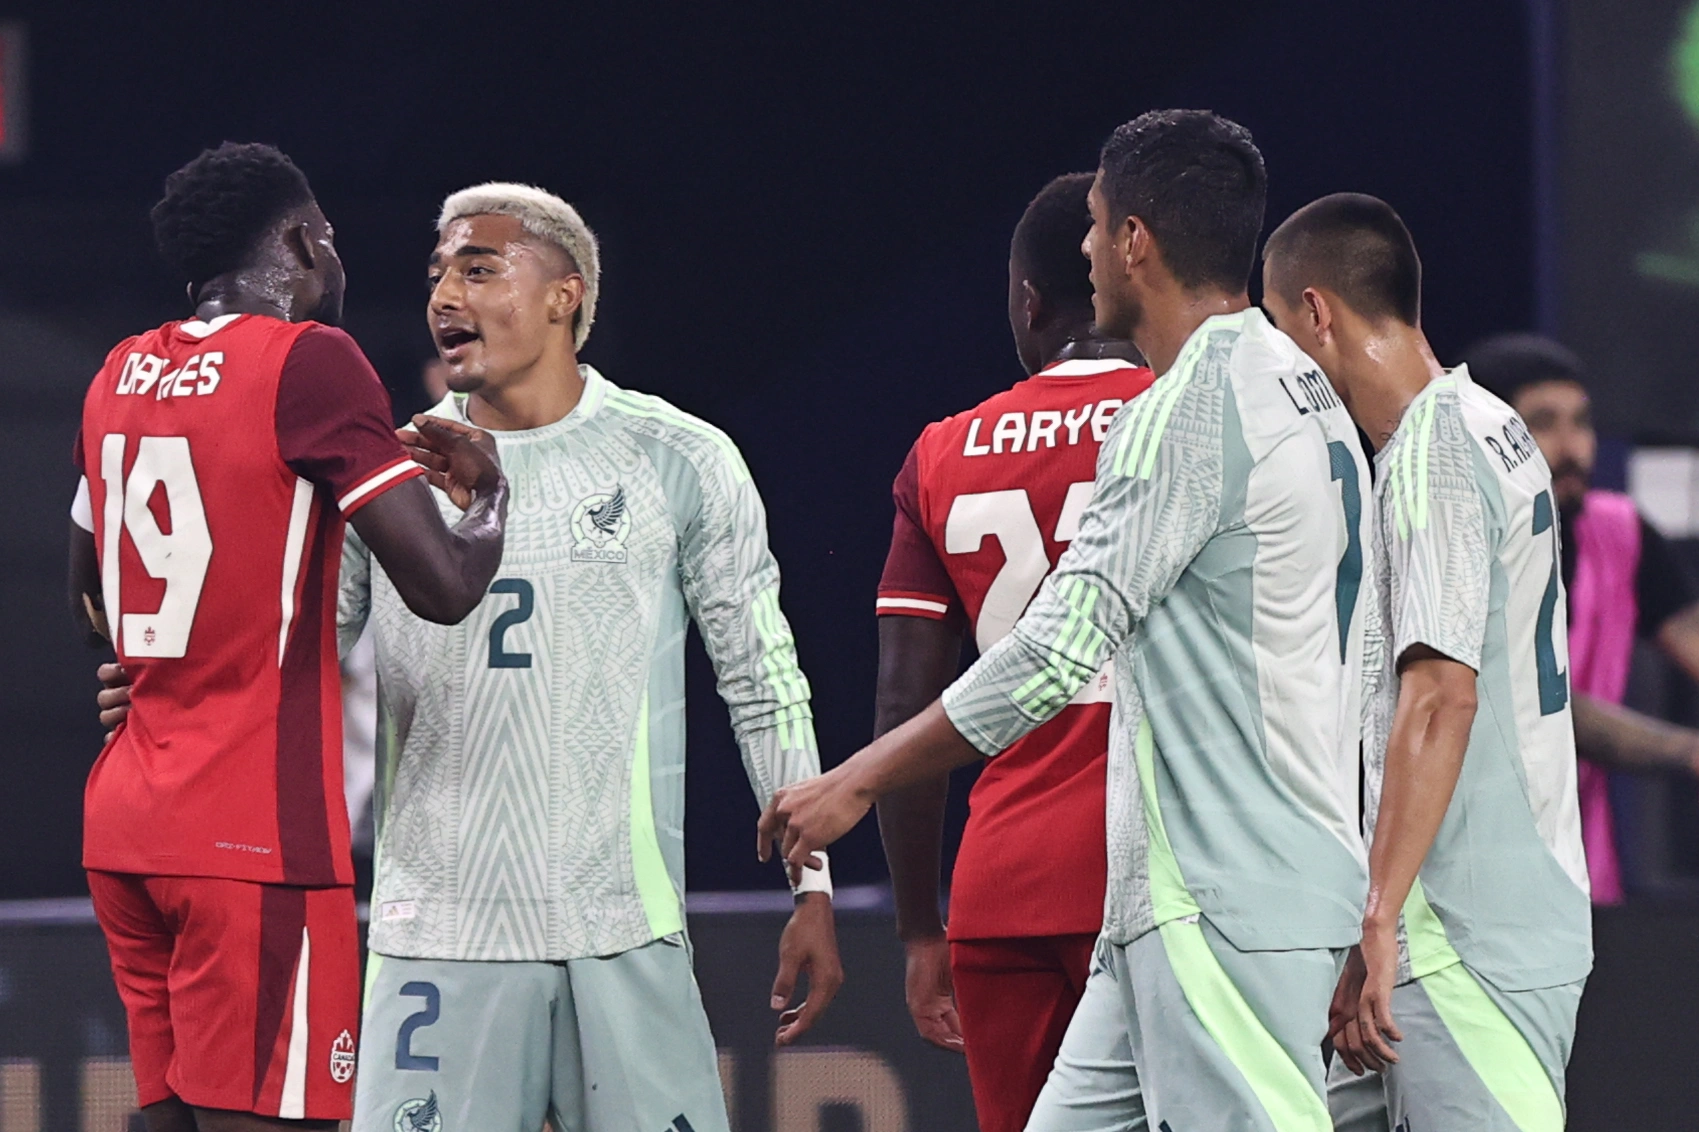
1468, 334, 1699, 903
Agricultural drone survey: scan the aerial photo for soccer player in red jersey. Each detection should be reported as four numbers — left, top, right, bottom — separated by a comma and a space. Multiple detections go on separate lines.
66, 143, 509, 1132
873, 173, 1152, 1132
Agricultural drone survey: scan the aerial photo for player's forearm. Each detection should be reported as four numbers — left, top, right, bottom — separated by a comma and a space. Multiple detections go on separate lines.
877, 780, 949, 940
355, 477, 509, 624
842, 701, 984, 805
1574, 694, 1699, 776
1364, 668, 1477, 931
68, 524, 107, 647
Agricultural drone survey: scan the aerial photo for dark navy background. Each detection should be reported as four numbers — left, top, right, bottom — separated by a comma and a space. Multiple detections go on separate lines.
1, 1, 1538, 896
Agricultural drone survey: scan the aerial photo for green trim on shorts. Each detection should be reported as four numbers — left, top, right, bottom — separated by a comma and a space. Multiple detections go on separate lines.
363, 953, 385, 1012
1419, 963, 1564, 1132
629, 690, 685, 938
1158, 920, 1333, 1132
1137, 718, 1329, 1132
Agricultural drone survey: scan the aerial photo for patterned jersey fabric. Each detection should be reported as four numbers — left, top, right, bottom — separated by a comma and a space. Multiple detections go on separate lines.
340, 365, 819, 961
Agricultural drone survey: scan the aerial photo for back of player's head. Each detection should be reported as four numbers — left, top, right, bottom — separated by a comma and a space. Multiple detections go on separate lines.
151, 143, 315, 288
1462, 334, 1586, 402
1264, 193, 1421, 326
438, 183, 601, 350
1098, 110, 1267, 293
1011, 172, 1096, 314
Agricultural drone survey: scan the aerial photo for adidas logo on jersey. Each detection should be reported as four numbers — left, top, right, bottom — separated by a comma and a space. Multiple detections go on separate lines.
572, 487, 631, 563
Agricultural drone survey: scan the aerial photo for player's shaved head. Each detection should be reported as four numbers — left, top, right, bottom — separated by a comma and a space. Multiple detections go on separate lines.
1012, 173, 1096, 314
1265, 193, 1422, 326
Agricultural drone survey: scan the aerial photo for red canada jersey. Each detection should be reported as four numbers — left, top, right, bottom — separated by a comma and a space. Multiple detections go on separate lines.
877, 357, 1156, 940
74, 314, 423, 886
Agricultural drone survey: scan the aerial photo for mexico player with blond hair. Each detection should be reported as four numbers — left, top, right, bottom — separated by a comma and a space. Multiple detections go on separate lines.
343, 183, 841, 1132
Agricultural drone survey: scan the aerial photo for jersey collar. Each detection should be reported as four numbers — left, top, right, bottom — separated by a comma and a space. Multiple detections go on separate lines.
176, 313, 243, 339
442, 363, 608, 441
1038, 358, 1135, 378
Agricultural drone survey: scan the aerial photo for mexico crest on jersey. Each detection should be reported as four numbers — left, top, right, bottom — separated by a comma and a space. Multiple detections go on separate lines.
394, 1092, 442, 1132
329, 1028, 356, 1083
571, 486, 630, 563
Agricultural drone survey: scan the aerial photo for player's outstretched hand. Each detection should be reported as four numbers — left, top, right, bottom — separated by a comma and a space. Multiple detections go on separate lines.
96, 662, 133, 743
397, 415, 504, 511
1354, 920, 1404, 1071
757, 766, 874, 875
1327, 945, 1372, 1075
771, 892, 844, 1047
904, 934, 965, 1053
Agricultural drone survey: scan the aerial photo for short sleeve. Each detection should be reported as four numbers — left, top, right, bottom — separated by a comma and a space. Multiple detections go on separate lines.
876, 440, 963, 624
1383, 397, 1490, 672
1634, 517, 1699, 635
275, 325, 423, 516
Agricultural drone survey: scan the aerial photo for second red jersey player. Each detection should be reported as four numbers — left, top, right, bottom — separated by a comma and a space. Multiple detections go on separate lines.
879, 355, 1155, 1123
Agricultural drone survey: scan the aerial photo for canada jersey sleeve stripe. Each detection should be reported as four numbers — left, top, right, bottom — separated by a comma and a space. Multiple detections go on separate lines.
336, 458, 423, 516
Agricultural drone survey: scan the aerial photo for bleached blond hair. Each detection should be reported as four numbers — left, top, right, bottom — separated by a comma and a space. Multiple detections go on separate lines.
438, 182, 602, 350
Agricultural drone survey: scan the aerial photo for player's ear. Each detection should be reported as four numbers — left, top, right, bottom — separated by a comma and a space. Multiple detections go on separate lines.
1020, 279, 1045, 332
548, 273, 585, 326
1122, 215, 1151, 279
283, 221, 317, 271
1304, 287, 1333, 346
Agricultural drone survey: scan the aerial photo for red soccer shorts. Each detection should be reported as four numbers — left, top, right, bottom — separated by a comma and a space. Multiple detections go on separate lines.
88, 872, 359, 1120
951, 933, 1096, 1132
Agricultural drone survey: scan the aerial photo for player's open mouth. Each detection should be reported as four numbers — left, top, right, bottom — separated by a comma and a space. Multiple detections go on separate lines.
436, 327, 481, 356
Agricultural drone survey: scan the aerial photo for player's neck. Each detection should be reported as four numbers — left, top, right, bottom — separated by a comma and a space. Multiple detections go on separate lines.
192, 280, 292, 323
1045, 332, 1144, 369
1341, 324, 1446, 451
464, 353, 586, 432
1135, 287, 1250, 376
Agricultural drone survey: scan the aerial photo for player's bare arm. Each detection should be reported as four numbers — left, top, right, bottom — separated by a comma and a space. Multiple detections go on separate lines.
349, 415, 508, 624
872, 616, 966, 1052
1573, 693, 1699, 777
759, 700, 983, 874
1336, 645, 1477, 1073
68, 523, 106, 647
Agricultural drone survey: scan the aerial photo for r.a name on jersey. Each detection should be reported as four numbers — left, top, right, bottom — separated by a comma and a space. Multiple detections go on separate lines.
962, 398, 1125, 457
1277, 368, 1342, 417
114, 351, 225, 400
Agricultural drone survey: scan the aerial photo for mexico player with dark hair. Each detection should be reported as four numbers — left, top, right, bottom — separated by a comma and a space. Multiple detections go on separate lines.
67, 143, 509, 1132
764, 110, 1375, 1131
1265, 193, 1590, 1132
872, 172, 1151, 1132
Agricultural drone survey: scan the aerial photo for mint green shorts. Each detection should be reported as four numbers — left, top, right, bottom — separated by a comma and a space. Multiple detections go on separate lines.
1326, 963, 1583, 1132
1027, 919, 1343, 1132
352, 935, 729, 1132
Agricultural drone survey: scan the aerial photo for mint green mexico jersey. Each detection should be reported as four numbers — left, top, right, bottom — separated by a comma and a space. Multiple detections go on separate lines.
944, 309, 1373, 950
338, 366, 819, 962
1367, 366, 1591, 992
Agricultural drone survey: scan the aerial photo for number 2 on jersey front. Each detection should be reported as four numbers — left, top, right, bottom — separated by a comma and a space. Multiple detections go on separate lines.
487, 578, 535, 668
98, 433, 213, 658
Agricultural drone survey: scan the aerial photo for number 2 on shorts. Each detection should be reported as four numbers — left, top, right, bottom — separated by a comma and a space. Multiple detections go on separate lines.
396, 981, 441, 1070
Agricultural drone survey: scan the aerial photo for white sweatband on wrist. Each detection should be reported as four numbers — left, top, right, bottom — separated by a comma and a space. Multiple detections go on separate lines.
792, 850, 833, 899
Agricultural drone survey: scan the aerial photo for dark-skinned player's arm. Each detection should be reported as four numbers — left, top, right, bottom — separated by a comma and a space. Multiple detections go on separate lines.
869, 441, 969, 1051
352, 415, 507, 624
874, 615, 965, 1052
760, 375, 1222, 877
1333, 646, 1477, 1075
